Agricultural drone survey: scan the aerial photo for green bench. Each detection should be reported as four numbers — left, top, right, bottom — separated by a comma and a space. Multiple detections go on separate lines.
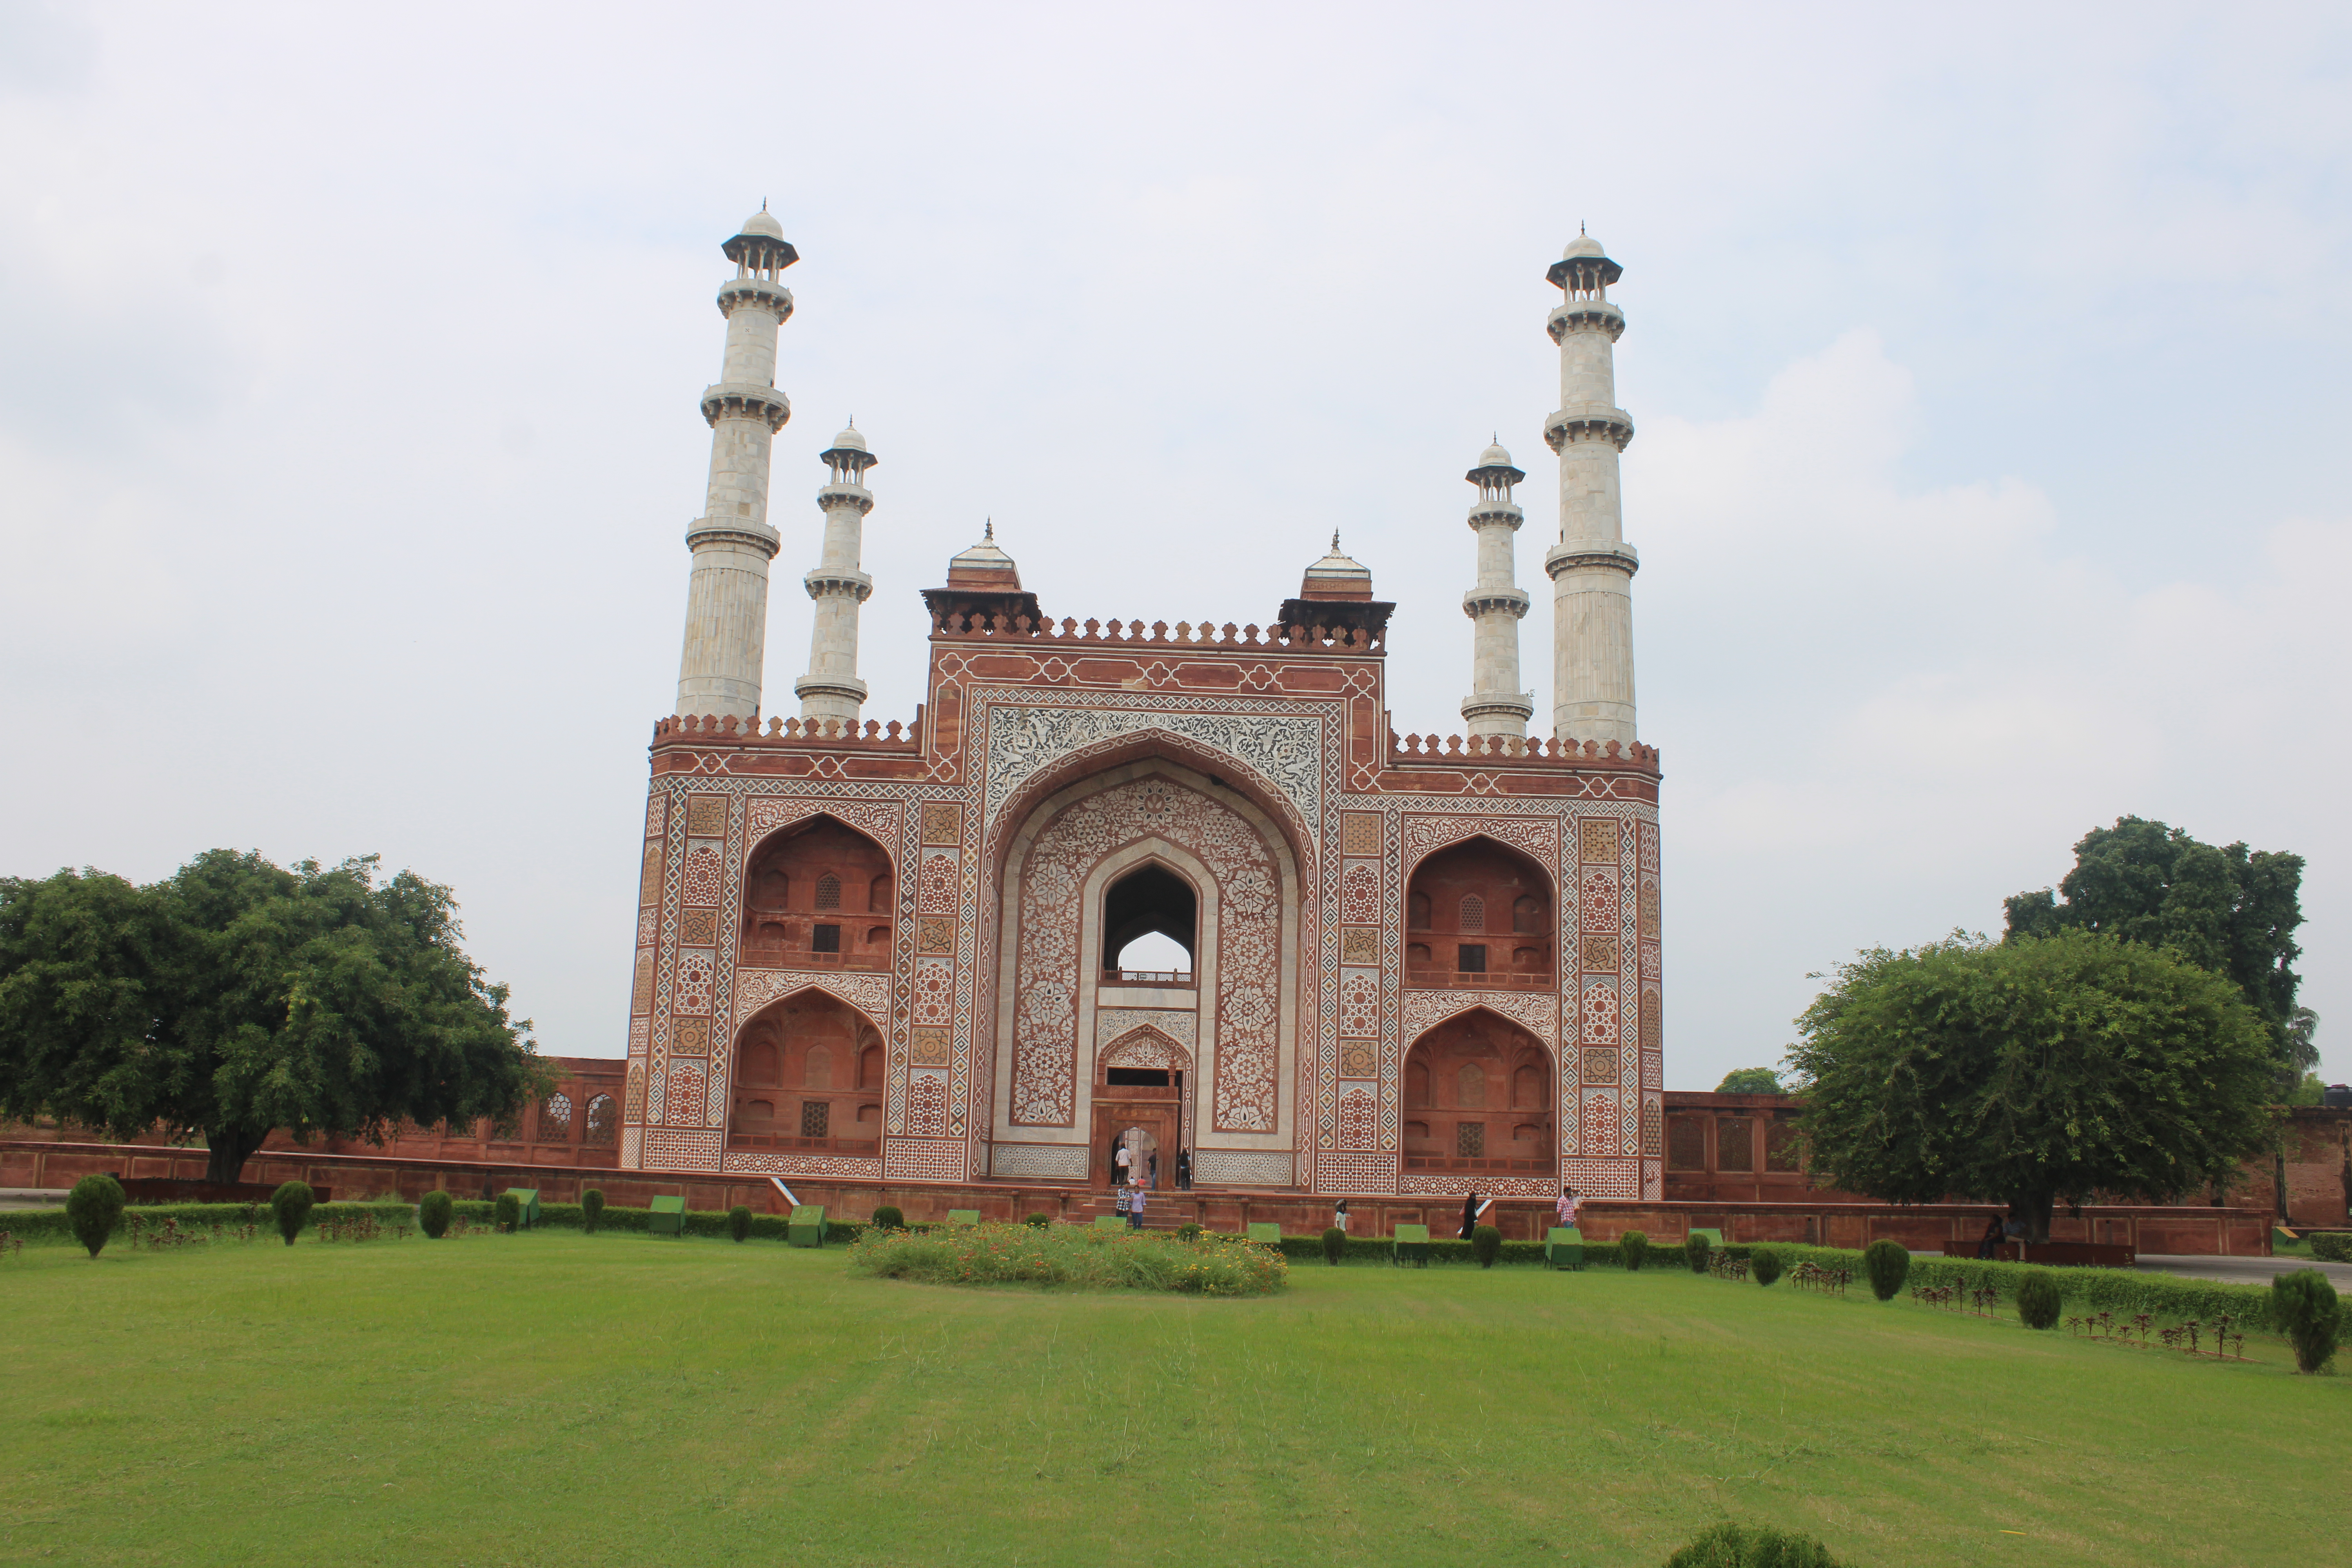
1391, 1223, 1432, 1267
1545, 1225, 1584, 1271
788, 1205, 827, 1247
503, 1188, 540, 1230
946, 1209, 981, 1226
648, 1194, 686, 1236
1246, 1222, 1281, 1245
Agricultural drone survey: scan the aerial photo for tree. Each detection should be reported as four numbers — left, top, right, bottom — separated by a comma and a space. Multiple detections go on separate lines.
1788, 929, 2278, 1241
1715, 1067, 1784, 1095
2005, 818, 2304, 1081
0, 849, 549, 1183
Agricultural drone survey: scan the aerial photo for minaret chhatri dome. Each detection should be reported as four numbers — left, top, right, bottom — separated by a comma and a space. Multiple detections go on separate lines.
922, 521, 1044, 628
1278, 532, 1394, 643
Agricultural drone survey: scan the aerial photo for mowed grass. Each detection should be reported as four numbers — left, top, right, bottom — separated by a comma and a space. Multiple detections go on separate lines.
1, 1231, 2343, 1568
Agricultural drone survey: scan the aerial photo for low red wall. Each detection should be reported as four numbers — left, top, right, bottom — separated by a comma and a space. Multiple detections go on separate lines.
1572, 1200, 2272, 1257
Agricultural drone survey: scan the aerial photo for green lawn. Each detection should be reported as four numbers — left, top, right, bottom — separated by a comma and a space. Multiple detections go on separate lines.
2, 1230, 2343, 1568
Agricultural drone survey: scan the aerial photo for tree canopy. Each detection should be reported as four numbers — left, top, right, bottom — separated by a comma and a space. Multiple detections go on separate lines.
1715, 1067, 1785, 1095
0, 849, 548, 1182
1787, 929, 2278, 1240
2004, 817, 2304, 1079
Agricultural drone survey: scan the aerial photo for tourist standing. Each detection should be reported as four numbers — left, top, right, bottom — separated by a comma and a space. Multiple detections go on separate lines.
1176, 1148, 1192, 1191
1334, 1196, 1350, 1234
1148, 1148, 1159, 1187
1114, 1136, 1132, 1188
1460, 1192, 1480, 1240
1128, 1181, 1147, 1230
1114, 1183, 1131, 1224
1557, 1185, 1579, 1230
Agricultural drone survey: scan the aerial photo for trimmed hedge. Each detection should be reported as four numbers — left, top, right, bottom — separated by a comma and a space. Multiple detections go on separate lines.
2309, 1231, 2352, 1263
0, 1199, 435, 1244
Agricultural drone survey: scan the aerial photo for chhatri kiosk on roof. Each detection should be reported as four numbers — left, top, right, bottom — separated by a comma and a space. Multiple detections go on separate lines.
626, 212, 1661, 1229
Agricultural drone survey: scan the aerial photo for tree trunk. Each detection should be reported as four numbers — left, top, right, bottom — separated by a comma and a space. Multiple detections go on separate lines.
204, 1126, 269, 1185
2009, 1190, 2056, 1245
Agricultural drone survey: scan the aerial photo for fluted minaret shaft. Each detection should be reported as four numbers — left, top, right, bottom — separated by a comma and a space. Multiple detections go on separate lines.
675, 215, 796, 721
795, 431, 878, 726
1460, 446, 1533, 738
1542, 237, 1639, 746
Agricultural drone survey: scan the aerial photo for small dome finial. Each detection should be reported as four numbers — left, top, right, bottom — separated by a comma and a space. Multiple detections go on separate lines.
1331, 529, 1341, 551
984, 518, 995, 542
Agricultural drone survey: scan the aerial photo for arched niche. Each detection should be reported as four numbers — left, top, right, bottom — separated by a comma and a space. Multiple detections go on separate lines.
740, 814, 895, 971
1404, 837, 1554, 989
1102, 861, 1197, 978
729, 988, 885, 1152
1400, 1008, 1555, 1175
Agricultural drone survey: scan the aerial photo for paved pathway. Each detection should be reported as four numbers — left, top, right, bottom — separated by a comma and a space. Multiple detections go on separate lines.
2136, 1252, 2352, 1289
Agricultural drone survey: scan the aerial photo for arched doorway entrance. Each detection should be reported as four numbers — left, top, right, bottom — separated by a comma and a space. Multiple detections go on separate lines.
1093, 1025, 1192, 1189
1400, 1009, 1555, 1176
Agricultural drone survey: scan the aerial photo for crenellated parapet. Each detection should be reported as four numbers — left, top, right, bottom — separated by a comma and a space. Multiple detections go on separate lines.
929, 612, 1386, 653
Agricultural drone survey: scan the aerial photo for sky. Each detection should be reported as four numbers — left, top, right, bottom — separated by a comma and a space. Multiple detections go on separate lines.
2, 2, 2346, 1090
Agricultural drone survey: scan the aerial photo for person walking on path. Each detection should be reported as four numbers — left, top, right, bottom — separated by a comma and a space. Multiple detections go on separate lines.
1127, 1181, 1147, 1230
1176, 1148, 1192, 1191
1460, 1192, 1481, 1240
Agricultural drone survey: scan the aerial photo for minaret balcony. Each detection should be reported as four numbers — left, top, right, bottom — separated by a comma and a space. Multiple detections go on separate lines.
1543, 404, 1634, 452
716, 277, 794, 319
816, 482, 874, 515
1462, 588, 1531, 619
802, 568, 874, 602
1546, 298, 1625, 342
1544, 541, 1640, 581
701, 381, 792, 432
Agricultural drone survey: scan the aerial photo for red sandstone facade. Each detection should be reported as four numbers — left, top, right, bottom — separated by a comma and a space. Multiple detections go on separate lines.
618, 548, 1668, 1206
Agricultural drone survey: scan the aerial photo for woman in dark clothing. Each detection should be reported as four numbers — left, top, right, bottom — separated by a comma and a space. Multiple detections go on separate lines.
1975, 1214, 2004, 1259
1176, 1149, 1192, 1191
1460, 1192, 1480, 1240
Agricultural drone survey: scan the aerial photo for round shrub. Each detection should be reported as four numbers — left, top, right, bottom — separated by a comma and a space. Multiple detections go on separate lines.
1322, 1226, 1347, 1264
493, 1191, 521, 1232
1620, 1229, 1649, 1271
2272, 1268, 2343, 1373
419, 1190, 453, 1238
1025, 1212, 1052, 1229
2016, 1269, 2063, 1331
270, 1181, 315, 1246
1684, 1232, 1711, 1273
66, 1174, 125, 1259
1862, 1239, 1909, 1301
1664, 1521, 1846, 1566
871, 1205, 905, 1231
1471, 1223, 1503, 1269
581, 1188, 605, 1233
1749, 1247, 1783, 1287
727, 1205, 753, 1242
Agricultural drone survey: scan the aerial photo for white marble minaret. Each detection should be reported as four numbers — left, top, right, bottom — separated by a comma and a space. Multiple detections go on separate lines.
674, 209, 795, 722
1459, 440, 1533, 739
1542, 231, 1640, 746
794, 424, 878, 726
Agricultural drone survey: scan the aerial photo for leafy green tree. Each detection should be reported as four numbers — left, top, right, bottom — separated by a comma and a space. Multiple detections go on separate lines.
2005, 818, 2304, 1079
1789, 930, 2277, 1241
0, 849, 548, 1183
1715, 1067, 1784, 1095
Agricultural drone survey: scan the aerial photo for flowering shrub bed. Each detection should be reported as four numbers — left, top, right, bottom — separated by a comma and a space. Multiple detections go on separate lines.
848, 1221, 1287, 1296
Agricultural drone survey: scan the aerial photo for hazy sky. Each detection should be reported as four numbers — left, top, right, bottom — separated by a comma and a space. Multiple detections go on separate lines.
4, 3, 2345, 1089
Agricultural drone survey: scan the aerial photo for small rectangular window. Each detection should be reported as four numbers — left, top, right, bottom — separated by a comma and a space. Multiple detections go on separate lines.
800, 1101, 829, 1138
812, 924, 841, 953
1457, 944, 1486, 973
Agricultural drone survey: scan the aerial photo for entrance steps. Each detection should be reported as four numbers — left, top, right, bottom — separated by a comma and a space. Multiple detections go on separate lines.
1068, 1191, 1191, 1232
